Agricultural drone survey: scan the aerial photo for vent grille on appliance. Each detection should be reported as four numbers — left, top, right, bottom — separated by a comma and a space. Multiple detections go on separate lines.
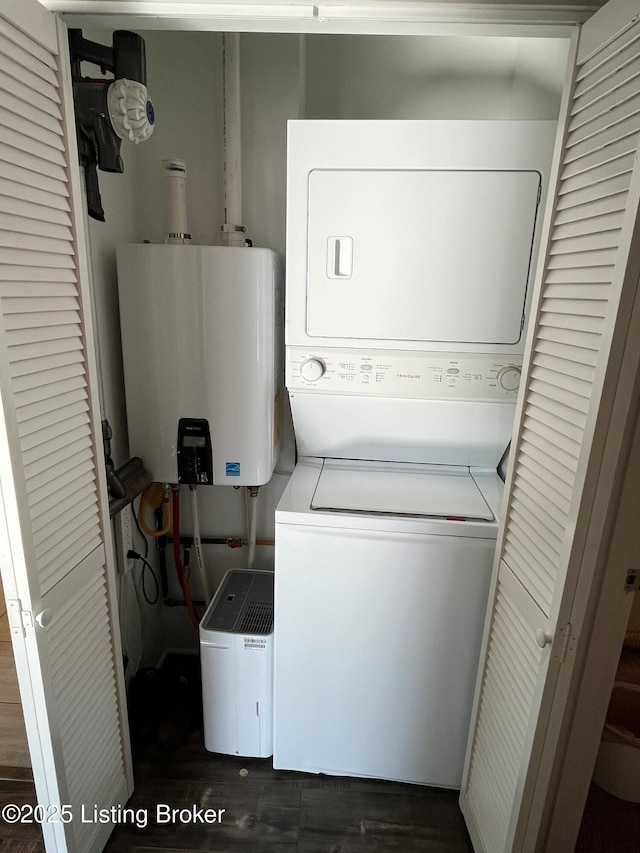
204, 570, 274, 635
239, 602, 273, 634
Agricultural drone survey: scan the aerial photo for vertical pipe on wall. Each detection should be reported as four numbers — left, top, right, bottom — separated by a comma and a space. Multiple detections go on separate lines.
221, 32, 245, 246
163, 158, 190, 243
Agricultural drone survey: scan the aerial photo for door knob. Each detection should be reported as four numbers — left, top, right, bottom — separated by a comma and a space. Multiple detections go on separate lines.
535, 628, 552, 649
35, 609, 53, 628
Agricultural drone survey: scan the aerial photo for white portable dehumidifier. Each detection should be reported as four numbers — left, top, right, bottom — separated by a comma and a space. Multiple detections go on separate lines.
200, 570, 274, 757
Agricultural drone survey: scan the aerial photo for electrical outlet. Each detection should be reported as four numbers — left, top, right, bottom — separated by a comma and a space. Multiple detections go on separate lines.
115, 504, 135, 574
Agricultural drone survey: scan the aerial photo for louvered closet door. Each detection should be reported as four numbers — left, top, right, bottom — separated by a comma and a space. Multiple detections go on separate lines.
0, 3, 132, 852
460, 1, 640, 851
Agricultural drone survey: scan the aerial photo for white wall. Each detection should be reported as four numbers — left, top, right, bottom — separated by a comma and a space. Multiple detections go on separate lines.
241, 33, 304, 255
87, 29, 570, 659
305, 35, 568, 120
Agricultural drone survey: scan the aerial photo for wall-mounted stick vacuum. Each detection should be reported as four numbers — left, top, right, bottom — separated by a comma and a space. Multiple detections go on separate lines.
69, 29, 155, 221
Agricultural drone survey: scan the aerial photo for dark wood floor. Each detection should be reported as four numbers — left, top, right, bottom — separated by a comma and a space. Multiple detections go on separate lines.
3, 727, 640, 852
105, 735, 473, 852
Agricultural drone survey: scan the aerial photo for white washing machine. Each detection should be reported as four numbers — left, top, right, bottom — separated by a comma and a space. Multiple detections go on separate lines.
273, 120, 556, 787
275, 458, 502, 786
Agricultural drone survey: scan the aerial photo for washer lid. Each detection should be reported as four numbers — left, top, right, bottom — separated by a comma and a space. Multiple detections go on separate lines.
311, 459, 494, 520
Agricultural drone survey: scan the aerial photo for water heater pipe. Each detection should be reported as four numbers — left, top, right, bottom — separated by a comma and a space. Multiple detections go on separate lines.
246, 486, 259, 569
163, 158, 191, 243
190, 485, 213, 604
220, 33, 245, 246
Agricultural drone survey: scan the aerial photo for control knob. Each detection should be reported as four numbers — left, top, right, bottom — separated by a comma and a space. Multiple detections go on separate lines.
300, 357, 326, 382
496, 365, 521, 392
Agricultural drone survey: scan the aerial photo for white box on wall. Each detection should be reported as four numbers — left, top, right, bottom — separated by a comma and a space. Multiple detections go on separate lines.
117, 244, 283, 486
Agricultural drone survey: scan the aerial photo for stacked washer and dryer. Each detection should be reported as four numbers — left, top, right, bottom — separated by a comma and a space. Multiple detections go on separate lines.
273, 120, 555, 788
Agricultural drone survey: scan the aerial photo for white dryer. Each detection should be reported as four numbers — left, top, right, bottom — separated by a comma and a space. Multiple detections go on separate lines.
273, 120, 556, 786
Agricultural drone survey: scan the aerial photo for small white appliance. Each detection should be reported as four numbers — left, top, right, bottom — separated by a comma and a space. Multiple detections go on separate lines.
273, 120, 556, 786
117, 244, 283, 486
200, 569, 274, 758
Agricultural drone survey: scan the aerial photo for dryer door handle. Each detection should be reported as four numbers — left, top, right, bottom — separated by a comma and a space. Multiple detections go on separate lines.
327, 236, 353, 279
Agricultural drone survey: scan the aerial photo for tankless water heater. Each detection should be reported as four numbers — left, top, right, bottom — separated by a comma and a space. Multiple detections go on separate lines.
117, 245, 283, 486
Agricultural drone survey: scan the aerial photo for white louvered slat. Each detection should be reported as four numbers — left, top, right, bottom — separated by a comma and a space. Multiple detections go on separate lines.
0, 195, 71, 228
21, 406, 89, 453
0, 247, 75, 270
0, 281, 77, 299
5, 310, 80, 333
529, 363, 594, 402
33, 479, 96, 538
0, 229, 74, 258
10, 347, 84, 381
0, 178, 69, 214
523, 420, 581, 468
30, 465, 95, 528
15, 375, 87, 411
550, 230, 622, 256
510, 486, 565, 545
521, 422, 579, 473
0, 107, 64, 153
32, 481, 96, 540
0, 18, 57, 69
546, 247, 616, 268
523, 404, 584, 451
16, 391, 88, 436
542, 282, 611, 302
566, 113, 640, 166
0, 144, 68, 184
554, 191, 627, 224
532, 353, 597, 386
0, 265, 75, 284
23, 418, 89, 466
2, 295, 79, 315
504, 540, 555, 614
576, 23, 640, 81
544, 266, 614, 286
0, 51, 61, 104
552, 210, 625, 240
0, 90, 63, 136
0, 124, 66, 167
572, 55, 640, 113
25, 429, 92, 479
7, 324, 81, 350
558, 153, 635, 194
35, 504, 100, 561
0, 212, 73, 243
25, 445, 93, 497
537, 322, 603, 352
0, 163, 69, 200
570, 76, 640, 131
0, 9, 131, 849
561, 135, 638, 180
40, 533, 103, 594
0, 72, 61, 122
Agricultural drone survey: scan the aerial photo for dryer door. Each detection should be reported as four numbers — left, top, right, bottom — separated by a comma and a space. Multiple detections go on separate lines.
307, 168, 541, 345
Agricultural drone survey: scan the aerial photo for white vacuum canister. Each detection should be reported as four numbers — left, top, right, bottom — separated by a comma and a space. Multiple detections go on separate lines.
117, 244, 283, 486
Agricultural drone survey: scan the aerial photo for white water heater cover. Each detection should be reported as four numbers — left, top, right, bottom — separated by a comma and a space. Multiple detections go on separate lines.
117, 244, 283, 486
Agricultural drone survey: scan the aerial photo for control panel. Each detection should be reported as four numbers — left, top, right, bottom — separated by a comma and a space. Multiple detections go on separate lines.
177, 418, 214, 485
286, 348, 522, 401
